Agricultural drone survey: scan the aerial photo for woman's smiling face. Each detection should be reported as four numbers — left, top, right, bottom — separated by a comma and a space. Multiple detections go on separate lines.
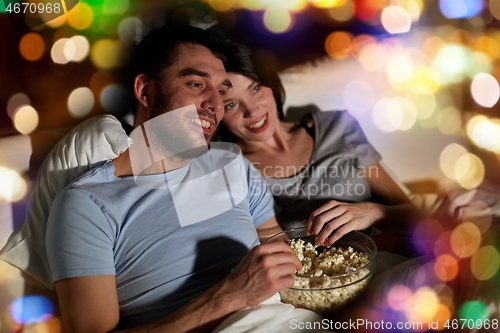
222, 73, 279, 142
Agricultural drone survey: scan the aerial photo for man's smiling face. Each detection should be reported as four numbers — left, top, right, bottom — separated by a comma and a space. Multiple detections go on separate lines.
149, 43, 231, 147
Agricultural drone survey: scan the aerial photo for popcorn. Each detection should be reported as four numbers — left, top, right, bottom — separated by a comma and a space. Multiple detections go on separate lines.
280, 239, 372, 313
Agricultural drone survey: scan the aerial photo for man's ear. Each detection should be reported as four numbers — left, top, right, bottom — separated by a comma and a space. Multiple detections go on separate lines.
134, 74, 151, 108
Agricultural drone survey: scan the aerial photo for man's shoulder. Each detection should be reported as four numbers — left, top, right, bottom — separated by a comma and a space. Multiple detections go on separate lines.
55, 161, 115, 200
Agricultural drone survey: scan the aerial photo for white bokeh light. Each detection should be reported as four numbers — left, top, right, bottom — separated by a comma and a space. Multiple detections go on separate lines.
471, 73, 500, 108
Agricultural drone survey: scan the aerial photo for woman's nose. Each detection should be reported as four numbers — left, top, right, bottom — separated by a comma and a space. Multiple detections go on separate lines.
243, 103, 258, 118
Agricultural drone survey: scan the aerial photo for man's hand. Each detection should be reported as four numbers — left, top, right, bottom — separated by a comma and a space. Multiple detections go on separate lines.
303, 200, 384, 246
215, 242, 302, 309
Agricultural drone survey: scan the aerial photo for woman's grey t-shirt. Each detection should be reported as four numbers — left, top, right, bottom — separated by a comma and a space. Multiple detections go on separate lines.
264, 108, 382, 229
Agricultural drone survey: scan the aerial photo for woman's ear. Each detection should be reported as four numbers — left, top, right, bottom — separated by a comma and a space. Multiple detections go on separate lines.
134, 74, 151, 109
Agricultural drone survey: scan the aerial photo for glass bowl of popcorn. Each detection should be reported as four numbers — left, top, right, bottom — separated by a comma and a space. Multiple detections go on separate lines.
264, 227, 377, 313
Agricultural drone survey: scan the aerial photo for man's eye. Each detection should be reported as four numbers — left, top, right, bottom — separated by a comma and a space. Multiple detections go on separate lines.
224, 102, 235, 111
191, 83, 202, 88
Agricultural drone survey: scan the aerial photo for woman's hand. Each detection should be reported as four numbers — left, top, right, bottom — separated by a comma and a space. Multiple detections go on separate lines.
303, 200, 385, 246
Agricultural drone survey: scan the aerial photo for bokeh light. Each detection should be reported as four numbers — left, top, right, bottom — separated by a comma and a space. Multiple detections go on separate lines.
468, 52, 492, 80
13, 105, 39, 135
101, 85, 130, 114
490, 0, 500, 20
118, 17, 143, 44
68, 88, 95, 118
9, 296, 53, 325
412, 67, 441, 93
454, 153, 485, 189
434, 254, 459, 282
41, 11, 66, 28
90, 40, 130, 69
67, 2, 94, 30
209, 0, 235, 11
434, 230, 454, 258
469, 117, 500, 152
7, 93, 30, 119
470, 73, 500, 107
439, 143, 468, 180
103, 0, 129, 14
381, 6, 412, 34
23, 316, 62, 333
351, 34, 377, 60
0, 167, 27, 202
358, 43, 387, 72
405, 85, 435, 119
474, 36, 499, 60
393, 97, 417, 131
405, 287, 439, 325
310, 0, 347, 8
430, 303, 452, 330
471, 245, 500, 280
450, 222, 481, 258
69, 36, 90, 62
387, 54, 413, 82
437, 107, 462, 135
439, 0, 483, 19
342, 81, 374, 114
19, 33, 45, 61
466, 114, 488, 140
391, 0, 422, 21
325, 31, 353, 59
459, 301, 488, 321
462, 201, 493, 234
372, 98, 404, 132
51, 38, 74, 64
422, 36, 446, 61
387, 284, 412, 311
413, 218, 444, 255
263, 8, 293, 34
433, 44, 471, 83
352, 0, 378, 21
90, 71, 114, 96
327, 0, 353, 21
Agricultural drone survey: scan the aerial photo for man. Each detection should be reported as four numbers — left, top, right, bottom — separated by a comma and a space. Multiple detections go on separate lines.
45, 26, 304, 332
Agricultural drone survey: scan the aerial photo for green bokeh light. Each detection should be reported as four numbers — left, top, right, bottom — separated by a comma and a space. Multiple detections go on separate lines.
102, 0, 129, 15
0, 1, 7, 12
459, 301, 488, 322
84, 0, 105, 5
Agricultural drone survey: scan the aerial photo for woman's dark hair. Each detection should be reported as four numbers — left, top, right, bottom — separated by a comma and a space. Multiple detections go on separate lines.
215, 41, 286, 142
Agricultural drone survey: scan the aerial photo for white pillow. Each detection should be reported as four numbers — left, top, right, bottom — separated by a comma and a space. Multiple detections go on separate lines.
0, 115, 133, 290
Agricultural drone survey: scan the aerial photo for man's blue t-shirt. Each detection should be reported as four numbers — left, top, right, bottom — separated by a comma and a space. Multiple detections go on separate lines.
46, 146, 276, 328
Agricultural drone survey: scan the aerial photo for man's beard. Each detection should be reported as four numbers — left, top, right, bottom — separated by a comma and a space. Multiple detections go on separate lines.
149, 86, 216, 160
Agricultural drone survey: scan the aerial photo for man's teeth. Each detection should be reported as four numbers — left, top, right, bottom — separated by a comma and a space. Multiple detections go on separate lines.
188, 117, 211, 129
250, 115, 267, 129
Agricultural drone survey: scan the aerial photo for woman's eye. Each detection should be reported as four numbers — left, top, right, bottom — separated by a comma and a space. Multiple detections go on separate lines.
224, 102, 235, 111
252, 85, 261, 93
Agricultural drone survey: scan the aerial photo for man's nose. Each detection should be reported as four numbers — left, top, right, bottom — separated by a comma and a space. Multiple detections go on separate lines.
201, 87, 223, 113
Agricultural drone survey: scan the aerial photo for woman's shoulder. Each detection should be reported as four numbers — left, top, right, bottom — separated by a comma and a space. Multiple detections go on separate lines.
308, 108, 360, 135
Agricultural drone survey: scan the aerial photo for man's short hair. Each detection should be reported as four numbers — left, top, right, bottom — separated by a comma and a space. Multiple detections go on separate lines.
131, 25, 226, 82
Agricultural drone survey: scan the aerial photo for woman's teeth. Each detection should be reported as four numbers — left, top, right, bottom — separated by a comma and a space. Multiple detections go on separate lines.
188, 117, 211, 129
250, 115, 267, 129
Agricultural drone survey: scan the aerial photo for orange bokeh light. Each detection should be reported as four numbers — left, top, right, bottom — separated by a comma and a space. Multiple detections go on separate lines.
19, 33, 45, 61
434, 254, 459, 282
450, 222, 481, 258
351, 34, 377, 59
325, 31, 353, 59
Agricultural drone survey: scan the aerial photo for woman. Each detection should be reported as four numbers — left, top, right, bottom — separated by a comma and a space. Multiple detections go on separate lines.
219, 42, 419, 249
